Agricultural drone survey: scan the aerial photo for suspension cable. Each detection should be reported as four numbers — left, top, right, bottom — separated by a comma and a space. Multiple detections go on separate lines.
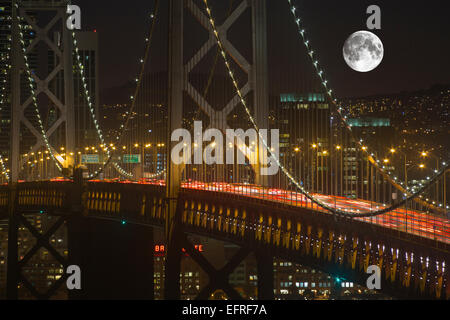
286, 0, 449, 210
202, 0, 448, 218
72, 0, 162, 179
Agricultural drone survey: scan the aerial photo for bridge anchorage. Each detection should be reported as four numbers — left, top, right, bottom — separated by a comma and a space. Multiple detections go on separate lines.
0, 0, 448, 300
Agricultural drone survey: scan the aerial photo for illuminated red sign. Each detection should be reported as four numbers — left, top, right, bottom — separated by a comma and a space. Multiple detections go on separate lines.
182, 245, 204, 253
154, 244, 204, 256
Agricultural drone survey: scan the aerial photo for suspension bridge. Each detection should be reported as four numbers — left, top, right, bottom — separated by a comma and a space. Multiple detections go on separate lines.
0, 0, 449, 300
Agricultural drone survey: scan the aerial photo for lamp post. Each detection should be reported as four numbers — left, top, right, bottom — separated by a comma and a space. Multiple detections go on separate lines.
421, 151, 440, 202
335, 145, 343, 196
320, 150, 328, 194
444, 168, 448, 218
404, 163, 425, 232
312, 144, 318, 193
312, 145, 328, 195
388, 146, 413, 232
389, 148, 407, 198
333, 145, 343, 209
134, 143, 144, 180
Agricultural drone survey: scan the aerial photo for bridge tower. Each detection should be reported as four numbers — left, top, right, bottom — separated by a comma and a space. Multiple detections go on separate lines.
10, 0, 75, 182
165, 0, 272, 300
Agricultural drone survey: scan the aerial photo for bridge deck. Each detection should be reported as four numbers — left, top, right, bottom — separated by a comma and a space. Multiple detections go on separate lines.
112, 180, 448, 245
1, 180, 449, 245
182, 181, 450, 245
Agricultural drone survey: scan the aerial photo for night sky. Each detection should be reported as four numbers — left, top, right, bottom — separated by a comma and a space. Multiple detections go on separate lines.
75, 0, 450, 98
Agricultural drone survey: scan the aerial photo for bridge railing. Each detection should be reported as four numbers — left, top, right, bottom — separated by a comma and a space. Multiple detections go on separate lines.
0, 181, 72, 216
85, 182, 166, 225
1, 180, 448, 246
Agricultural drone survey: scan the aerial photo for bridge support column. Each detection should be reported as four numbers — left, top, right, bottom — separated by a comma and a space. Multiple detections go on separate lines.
10, 2, 20, 182
6, 184, 18, 300
66, 214, 86, 300
256, 252, 274, 300
67, 168, 87, 300
62, 10, 76, 172
10, 1, 76, 180
164, 0, 184, 300
163, 210, 183, 300
251, 0, 270, 187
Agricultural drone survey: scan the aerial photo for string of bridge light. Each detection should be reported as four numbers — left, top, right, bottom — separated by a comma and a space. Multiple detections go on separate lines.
17, 4, 64, 174
116, 0, 165, 180
71, 31, 122, 179
203, 0, 445, 217
286, 0, 449, 211
202, 0, 354, 215
287, 0, 448, 210
72, 1, 162, 179
115, 2, 163, 179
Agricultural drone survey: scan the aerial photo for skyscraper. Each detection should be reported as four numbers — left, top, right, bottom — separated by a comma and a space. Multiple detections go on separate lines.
274, 93, 331, 194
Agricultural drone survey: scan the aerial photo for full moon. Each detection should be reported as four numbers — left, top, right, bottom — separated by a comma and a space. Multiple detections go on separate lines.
343, 31, 384, 72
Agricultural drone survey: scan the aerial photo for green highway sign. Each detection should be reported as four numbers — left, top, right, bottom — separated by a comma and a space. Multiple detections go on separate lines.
122, 154, 141, 164
81, 154, 100, 164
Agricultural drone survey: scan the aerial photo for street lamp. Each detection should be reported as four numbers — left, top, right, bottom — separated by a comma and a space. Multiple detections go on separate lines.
420, 150, 440, 171
406, 163, 425, 188
335, 145, 343, 196
420, 151, 440, 201
311, 144, 318, 192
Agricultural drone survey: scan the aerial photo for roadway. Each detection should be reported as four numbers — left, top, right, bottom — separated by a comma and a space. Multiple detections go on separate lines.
53, 178, 450, 244
181, 181, 450, 244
